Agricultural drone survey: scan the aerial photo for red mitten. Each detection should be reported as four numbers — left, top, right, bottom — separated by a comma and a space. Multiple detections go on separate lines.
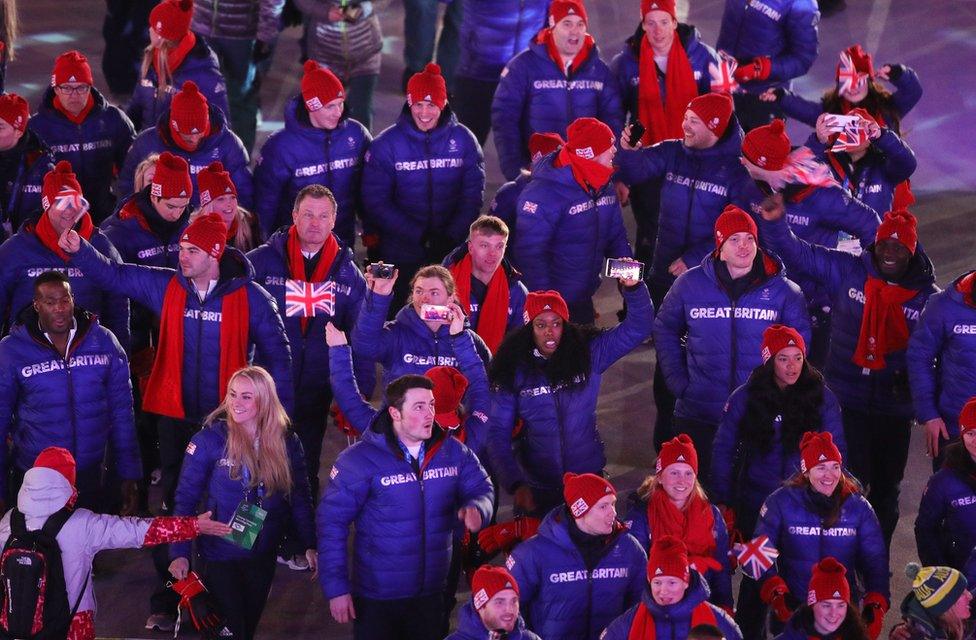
733, 56, 772, 83
478, 521, 520, 555
171, 572, 230, 639
361, 233, 380, 250
515, 516, 540, 541
862, 592, 889, 640
759, 575, 793, 623
330, 401, 359, 437
690, 555, 722, 574
719, 505, 745, 547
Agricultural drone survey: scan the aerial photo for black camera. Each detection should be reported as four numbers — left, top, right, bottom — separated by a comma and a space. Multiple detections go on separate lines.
368, 262, 395, 279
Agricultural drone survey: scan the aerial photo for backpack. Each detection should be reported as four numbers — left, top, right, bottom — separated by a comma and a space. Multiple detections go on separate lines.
0, 508, 86, 640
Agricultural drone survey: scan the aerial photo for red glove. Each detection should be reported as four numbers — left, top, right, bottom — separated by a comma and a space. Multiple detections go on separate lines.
170, 572, 231, 639
330, 401, 359, 437
759, 575, 793, 623
733, 56, 772, 83
361, 233, 380, 250
477, 517, 541, 555
689, 555, 722, 574
862, 592, 889, 640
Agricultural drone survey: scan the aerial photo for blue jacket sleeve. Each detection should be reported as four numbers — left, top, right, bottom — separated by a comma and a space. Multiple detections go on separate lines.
317, 449, 371, 598
758, 214, 851, 293
508, 281, 529, 334
360, 141, 425, 246
653, 276, 691, 397
855, 497, 890, 599
253, 139, 291, 236
597, 68, 625, 141
591, 283, 653, 373
600, 607, 637, 640
170, 430, 219, 560
247, 285, 294, 414
820, 386, 846, 458
709, 504, 734, 608
491, 59, 531, 181
286, 434, 316, 550
778, 279, 813, 347
457, 442, 494, 527
513, 195, 557, 291
615, 144, 671, 187
778, 92, 823, 128
817, 187, 881, 246
914, 474, 950, 566
889, 65, 923, 118
328, 344, 378, 434
487, 386, 524, 492
70, 239, 171, 313
768, 0, 819, 83
872, 128, 917, 184
0, 349, 15, 497
222, 135, 254, 209
710, 390, 746, 505
106, 335, 141, 481
454, 332, 491, 456
349, 292, 393, 363
447, 137, 486, 243
906, 296, 945, 423
94, 236, 132, 352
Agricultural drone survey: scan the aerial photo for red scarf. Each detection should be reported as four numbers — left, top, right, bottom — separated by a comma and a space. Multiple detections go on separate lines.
287, 225, 339, 333
627, 600, 717, 640
153, 31, 196, 84
638, 36, 698, 145
142, 276, 249, 419
539, 29, 595, 76
556, 145, 614, 192
647, 489, 720, 573
33, 212, 95, 261
53, 94, 94, 125
852, 275, 916, 370
957, 272, 976, 309
449, 253, 510, 354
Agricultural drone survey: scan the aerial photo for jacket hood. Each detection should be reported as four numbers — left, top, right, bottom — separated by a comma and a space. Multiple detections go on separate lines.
154, 103, 230, 152
638, 568, 712, 617
453, 601, 532, 639
18, 466, 72, 518
861, 242, 936, 290
443, 243, 523, 283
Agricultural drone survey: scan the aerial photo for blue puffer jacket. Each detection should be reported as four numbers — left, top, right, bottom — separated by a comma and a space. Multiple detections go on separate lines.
457, 0, 551, 83
715, 0, 820, 93
653, 253, 811, 424
508, 506, 647, 640
710, 378, 845, 515
615, 115, 748, 289
514, 152, 632, 315
28, 86, 136, 221
759, 214, 938, 417
0, 308, 139, 496
360, 105, 484, 265
489, 171, 531, 251
488, 284, 653, 493
610, 23, 718, 118
126, 36, 229, 132
446, 601, 541, 640
253, 97, 371, 242
317, 414, 493, 600
492, 37, 624, 180
0, 222, 129, 349
443, 244, 529, 340
0, 129, 56, 233
117, 106, 252, 208
621, 493, 733, 608
70, 239, 293, 422
907, 272, 976, 434
755, 482, 890, 603
171, 420, 314, 561
915, 444, 976, 569
247, 228, 367, 414
599, 571, 742, 640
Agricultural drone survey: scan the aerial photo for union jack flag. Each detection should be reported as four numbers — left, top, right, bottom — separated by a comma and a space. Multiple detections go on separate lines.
837, 50, 867, 97
285, 279, 335, 317
830, 118, 868, 153
710, 52, 739, 94
735, 535, 779, 580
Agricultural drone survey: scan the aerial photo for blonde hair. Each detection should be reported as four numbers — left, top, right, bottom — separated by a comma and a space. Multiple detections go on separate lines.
205, 366, 293, 496
140, 34, 179, 99
0, 0, 17, 61
134, 153, 160, 192
636, 474, 709, 503
938, 608, 965, 640
190, 204, 259, 252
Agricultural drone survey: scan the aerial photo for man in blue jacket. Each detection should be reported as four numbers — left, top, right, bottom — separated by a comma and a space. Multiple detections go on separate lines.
446, 565, 541, 640
0, 93, 56, 234
318, 374, 493, 640
491, 0, 623, 182
253, 61, 370, 243
28, 51, 136, 223
0, 271, 140, 513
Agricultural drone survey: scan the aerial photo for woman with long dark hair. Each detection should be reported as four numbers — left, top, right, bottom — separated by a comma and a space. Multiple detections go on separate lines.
775, 558, 871, 640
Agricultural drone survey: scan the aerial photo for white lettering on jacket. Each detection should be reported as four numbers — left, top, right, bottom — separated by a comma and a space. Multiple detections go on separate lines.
748, 0, 783, 21
26, 267, 84, 278
394, 158, 465, 171
48, 139, 114, 154
787, 525, 858, 537
688, 307, 779, 321
378, 466, 460, 486
294, 157, 359, 177
665, 172, 729, 197
548, 567, 630, 583
532, 79, 605, 91
21, 354, 111, 378
847, 288, 920, 320
402, 354, 458, 367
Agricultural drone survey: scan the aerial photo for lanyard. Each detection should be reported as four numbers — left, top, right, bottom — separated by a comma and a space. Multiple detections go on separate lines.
240, 464, 266, 506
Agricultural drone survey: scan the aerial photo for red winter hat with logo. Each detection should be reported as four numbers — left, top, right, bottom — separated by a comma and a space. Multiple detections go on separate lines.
742, 119, 791, 171
301, 60, 345, 112
563, 472, 615, 518
181, 212, 228, 259
837, 44, 874, 80
875, 209, 918, 254
170, 81, 210, 135
42, 161, 83, 212
761, 324, 807, 363
641, 0, 676, 19
471, 566, 520, 610
565, 117, 614, 161
713, 204, 757, 249
149, 0, 193, 42
688, 93, 733, 137
52, 50, 93, 86
151, 152, 193, 199
425, 366, 469, 430
960, 398, 976, 436
656, 434, 698, 474
550, 0, 588, 24
407, 63, 447, 110
197, 161, 236, 207
800, 431, 842, 473
34, 446, 77, 488
648, 535, 690, 583
529, 132, 565, 162
808, 557, 851, 604
525, 290, 569, 322
0, 93, 29, 131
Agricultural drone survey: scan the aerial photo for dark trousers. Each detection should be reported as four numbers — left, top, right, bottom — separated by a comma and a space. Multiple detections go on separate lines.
732, 92, 785, 132
650, 281, 675, 452
203, 554, 277, 640
402, 0, 462, 91
841, 406, 912, 548
672, 416, 719, 492
353, 593, 444, 640
208, 36, 272, 154
345, 74, 378, 132
629, 178, 663, 269
807, 305, 832, 369
278, 398, 329, 557
452, 75, 499, 146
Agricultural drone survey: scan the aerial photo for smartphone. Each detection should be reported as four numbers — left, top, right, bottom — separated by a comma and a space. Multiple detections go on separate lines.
367, 262, 395, 279
824, 114, 860, 133
604, 258, 645, 281
420, 304, 453, 323
628, 120, 646, 147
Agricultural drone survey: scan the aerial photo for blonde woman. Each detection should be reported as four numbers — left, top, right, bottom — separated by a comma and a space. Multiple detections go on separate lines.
168, 366, 316, 640
191, 160, 262, 252
132, 152, 160, 193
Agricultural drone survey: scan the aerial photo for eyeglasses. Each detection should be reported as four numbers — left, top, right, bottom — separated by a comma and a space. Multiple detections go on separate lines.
55, 84, 91, 96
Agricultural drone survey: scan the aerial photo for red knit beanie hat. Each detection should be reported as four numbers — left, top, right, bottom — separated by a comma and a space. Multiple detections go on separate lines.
960, 398, 976, 436
0, 93, 29, 131
563, 472, 615, 518
407, 63, 448, 110
149, 0, 193, 42
808, 557, 851, 604
34, 446, 77, 488
761, 324, 807, 363
837, 44, 874, 81
425, 366, 469, 430
648, 535, 690, 583
524, 290, 569, 322
565, 117, 614, 161
41, 161, 83, 212
529, 132, 565, 162
170, 81, 210, 135
656, 434, 698, 474
875, 209, 918, 254
52, 50, 93, 86
641, 0, 676, 19
181, 212, 227, 259
714, 204, 757, 249
550, 0, 588, 24
301, 60, 345, 112
471, 566, 520, 610
688, 93, 733, 137
800, 431, 842, 473
742, 119, 791, 170
151, 152, 193, 199
197, 161, 237, 207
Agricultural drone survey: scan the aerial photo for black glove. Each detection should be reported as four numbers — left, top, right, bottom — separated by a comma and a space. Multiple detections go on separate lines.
171, 572, 232, 639
884, 63, 905, 81
771, 87, 786, 101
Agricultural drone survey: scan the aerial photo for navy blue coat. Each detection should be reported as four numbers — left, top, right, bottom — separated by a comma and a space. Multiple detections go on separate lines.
600, 571, 742, 640
653, 253, 811, 425
0, 308, 139, 495
508, 506, 647, 640
492, 37, 624, 180
915, 445, 976, 569
170, 420, 315, 561
715, 0, 820, 93
317, 415, 493, 600
28, 87, 136, 221
489, 171, 531, 253
117, 105, 252, 208
360, 106, 485, 265
457, 0, 551, 83
0, 129, 56, 233
70, 239, 293, 422
759, 214, 938, 417
488, 284, 653, 493
443, 244, 529, 341
446, 601, 541, 640
514, 152, 632, 312
253, 97, 371, 242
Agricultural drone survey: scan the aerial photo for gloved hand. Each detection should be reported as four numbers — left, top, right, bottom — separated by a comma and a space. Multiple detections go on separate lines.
733, 56, 772, 83
759, 575, 793, 623
330, 401, 359, 437
477, 516, 541, 556
171, 572, 231, 639
689, 555, 722, 574
862, 592, 889, 640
